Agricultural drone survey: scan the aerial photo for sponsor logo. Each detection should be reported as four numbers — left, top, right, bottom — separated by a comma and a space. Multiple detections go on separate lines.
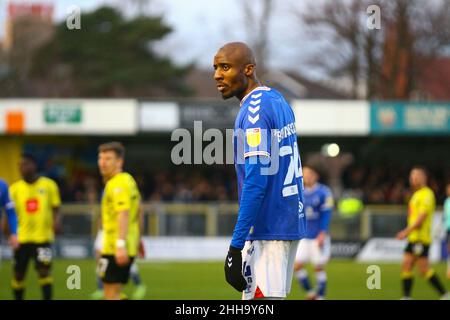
246, 128, 262, 147
26, 198, 39, 213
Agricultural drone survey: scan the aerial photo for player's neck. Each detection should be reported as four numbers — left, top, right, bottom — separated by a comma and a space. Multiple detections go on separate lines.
305, 183, 318, 191
104, 168, 123, 181
24, 175, 38, 184
238, 79, 261, 102
413, 184, 426, 191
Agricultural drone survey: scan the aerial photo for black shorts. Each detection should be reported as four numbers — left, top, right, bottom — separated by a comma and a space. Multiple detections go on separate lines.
98, 255, 135, 284
404, 242, 430, 257
446, 231, 450, 245
14, 243, 53, 274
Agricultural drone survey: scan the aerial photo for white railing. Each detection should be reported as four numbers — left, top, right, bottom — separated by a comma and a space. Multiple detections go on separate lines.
57, 202, 436, 240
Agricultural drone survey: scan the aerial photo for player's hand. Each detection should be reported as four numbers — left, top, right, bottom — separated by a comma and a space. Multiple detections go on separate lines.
396, 229, 408, 240
53, 220, 62, 234
316, 232, 326, 248
115, 247, 130, 266
8, 234, 19, 250
138, 239, 146, 258
224, 246, 247, 292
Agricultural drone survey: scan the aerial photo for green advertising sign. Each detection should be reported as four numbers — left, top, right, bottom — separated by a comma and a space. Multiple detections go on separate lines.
371, 102, 450, 134
44, 102, 82, 124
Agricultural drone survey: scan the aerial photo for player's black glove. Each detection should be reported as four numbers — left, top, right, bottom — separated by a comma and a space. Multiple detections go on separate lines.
224, 245, 247, 292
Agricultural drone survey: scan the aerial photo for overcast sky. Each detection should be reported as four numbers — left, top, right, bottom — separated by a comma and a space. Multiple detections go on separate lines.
0, 0, 325, 76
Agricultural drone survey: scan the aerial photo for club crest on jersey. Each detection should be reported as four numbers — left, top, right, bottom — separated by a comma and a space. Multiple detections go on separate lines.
246, 128, 261, 147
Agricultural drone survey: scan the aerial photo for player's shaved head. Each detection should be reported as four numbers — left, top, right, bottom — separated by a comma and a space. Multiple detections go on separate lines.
213, 42, 261, 100
20, 153, 38, 182
217, 42, 256, 68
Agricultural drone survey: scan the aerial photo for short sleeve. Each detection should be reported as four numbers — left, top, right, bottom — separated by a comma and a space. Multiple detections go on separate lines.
240, 100, 273, 159
320, 187, 334, 211
0, 182, 6, 207
112, 182, 131, 212
418, 191, 434, 215
49, 180, 61, 208
9, 184, 17, 205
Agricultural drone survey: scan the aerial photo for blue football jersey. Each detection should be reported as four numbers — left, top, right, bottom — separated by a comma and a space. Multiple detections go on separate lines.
234, 86, 307, 241
303, 183, 334, 239
0, 178, 17, 234
0, 179, 13, 211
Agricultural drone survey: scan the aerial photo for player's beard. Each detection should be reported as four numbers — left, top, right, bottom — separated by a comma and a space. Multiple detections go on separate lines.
221, 86, 245, 100
221, 90, 233, 99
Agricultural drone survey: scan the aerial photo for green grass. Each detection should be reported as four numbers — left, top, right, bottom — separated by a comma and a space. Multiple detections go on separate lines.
0, 259, 448, 300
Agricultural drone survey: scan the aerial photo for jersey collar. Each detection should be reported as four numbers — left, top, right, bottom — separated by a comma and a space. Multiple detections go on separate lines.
240, 86, 271, 106
305, 183, 319, 194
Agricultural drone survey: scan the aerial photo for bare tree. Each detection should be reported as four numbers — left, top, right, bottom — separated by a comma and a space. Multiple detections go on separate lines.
292, 0, 384, 98
240, 0, 274, 73
293, 0, 450, 100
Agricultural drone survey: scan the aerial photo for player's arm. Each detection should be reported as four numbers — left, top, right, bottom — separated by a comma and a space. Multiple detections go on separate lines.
317, 190, 334, 247
397, 193, 432, 240
53, 206, 61, 234
226, 156, 269, 292
2, 183, 19, 249
113, 185, 131, 266
396, 213, 428, 240
116, 208, 131, 266
50, 180, 62, 234
230, 156, 269, 250
96, 211, 102, 231
118, 208, 129, 241
138, 200, 144, 235
230, 106, 272, 251
225, 106, 271, 292
138, 200, 146, 258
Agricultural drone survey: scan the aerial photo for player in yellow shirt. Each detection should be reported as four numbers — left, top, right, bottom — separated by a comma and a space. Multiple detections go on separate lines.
97, 142, 141, 300
396, 166, 448, 299
9, 153, 61, 300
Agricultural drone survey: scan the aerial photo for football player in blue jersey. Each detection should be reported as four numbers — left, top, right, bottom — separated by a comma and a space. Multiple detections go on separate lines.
0, 178, 19, 250
294, 165, 334, 300
213, 42, 307, 300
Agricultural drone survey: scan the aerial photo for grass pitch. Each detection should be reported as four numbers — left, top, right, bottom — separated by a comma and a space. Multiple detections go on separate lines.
0, 259, 448, 300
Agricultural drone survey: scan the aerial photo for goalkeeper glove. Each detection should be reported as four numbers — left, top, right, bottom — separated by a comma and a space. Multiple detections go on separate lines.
224, 246, 247, 292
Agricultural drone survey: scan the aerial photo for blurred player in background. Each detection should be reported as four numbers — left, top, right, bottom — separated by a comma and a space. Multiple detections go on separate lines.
9, 153, 61, 300
0, 179, 19, 252
444, 183, 450, 279
97, 142, 141, 300
91, 205, 147, 300
396, 166, 449, 300
214, 42, 307, 300
294, 165, 333, 300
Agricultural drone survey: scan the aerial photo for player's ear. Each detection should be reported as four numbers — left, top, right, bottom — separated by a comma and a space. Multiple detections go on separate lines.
244, 64, 255, 77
